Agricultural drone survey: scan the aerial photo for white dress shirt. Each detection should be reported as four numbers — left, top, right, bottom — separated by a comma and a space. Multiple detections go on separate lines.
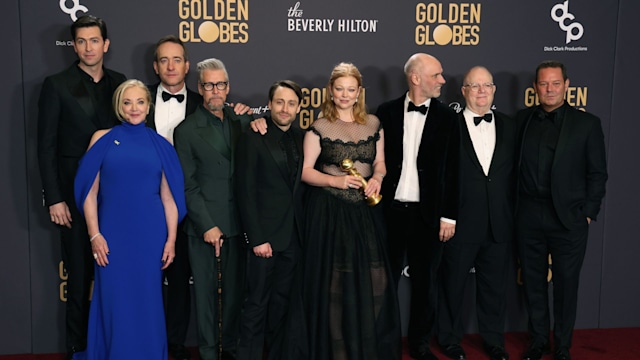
154, 84, 188, 145
463, 108, 496, 176
394, 94, 430, 202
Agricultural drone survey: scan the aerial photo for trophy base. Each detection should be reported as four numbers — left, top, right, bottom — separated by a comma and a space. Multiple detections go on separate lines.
365, 194, 382, 207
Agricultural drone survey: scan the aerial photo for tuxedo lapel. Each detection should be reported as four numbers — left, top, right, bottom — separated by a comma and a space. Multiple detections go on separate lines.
65, 69, 96, 126
459, 114, 485, 174
487, 113, 508, 176
552, 107, 573, 171
196, 115, 231, 160
147, 84, 159, 130
186, 90, 201, 116
263, 130, 291, 187
292, 128, 304, 192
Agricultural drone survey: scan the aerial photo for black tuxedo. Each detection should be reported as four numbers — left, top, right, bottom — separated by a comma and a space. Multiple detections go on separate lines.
146, 83, 202, 348
235, 118, 305, 360
515, 103, 607, 350
375, 94, 459, 352
37, 62, 125, 352
438, 110, 516, 347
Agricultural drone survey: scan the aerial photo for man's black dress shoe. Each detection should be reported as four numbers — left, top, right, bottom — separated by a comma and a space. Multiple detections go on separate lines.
410, 346, 439, 360
441, 343, 466, 359
521, 343, 549, 360
168, 343, 191, 360
484, 344, 509, 360
554, 348, 571, 360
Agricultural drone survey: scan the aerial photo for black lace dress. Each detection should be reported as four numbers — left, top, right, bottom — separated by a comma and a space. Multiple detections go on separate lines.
302, 116, 401, 360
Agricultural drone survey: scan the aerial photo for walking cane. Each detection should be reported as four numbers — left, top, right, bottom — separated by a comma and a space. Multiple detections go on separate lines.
217, 235, 226, 359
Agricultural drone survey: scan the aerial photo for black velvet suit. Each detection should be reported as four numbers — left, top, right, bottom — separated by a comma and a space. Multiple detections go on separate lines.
515, 103, 607, 350
375, 94, 459, 353
235, 118, 305, 360
146, 83, 202, 348
438, 110, 516, 348
37, 62, 125, 352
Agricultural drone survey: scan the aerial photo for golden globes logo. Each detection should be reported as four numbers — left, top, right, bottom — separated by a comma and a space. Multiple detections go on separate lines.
524, 86, 587, 111
415, 3, 481, 46
299, 87, 326, 129
178, 0, 249, 43
59, 261, 93, 302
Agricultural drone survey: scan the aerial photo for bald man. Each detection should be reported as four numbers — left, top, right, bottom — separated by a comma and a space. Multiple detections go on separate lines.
375, 53, 459, 360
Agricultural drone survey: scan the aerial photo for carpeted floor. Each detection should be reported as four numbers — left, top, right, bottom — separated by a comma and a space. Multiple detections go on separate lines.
2, 328, 638, 359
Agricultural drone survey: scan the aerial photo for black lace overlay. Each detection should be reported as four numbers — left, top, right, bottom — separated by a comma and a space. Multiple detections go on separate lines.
301, 115, 402, 360
310, 115, 381, 204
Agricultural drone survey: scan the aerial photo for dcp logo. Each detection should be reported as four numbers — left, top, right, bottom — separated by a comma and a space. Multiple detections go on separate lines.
59, 0, 88, 21
551, 0, 583, 44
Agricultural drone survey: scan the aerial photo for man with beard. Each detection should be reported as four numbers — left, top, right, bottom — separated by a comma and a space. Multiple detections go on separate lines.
173, 58, 253, 360
235, 80, 305, 360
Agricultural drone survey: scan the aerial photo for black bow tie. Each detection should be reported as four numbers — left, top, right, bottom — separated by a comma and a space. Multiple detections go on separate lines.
408, 101, 428, 115
537, 109, 556, 122
473, 113, 493, 126
162, 91, 185, 103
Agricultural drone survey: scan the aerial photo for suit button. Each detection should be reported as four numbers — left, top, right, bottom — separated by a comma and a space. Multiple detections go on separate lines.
488, 178, 492, 182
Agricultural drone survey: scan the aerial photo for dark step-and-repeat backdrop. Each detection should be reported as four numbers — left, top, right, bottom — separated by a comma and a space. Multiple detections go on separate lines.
1, 0, 639, 354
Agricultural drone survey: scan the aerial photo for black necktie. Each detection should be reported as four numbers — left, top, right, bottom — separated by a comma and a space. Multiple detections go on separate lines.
162, 91, 185, 103
473, 113, 493, 126
408, 101, 428, 115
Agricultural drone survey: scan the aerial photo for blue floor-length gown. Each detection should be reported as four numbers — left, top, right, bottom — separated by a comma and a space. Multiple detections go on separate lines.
74, 122, 186, 360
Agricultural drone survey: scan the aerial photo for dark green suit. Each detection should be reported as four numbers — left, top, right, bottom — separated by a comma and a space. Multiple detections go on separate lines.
173, 104, 252, 360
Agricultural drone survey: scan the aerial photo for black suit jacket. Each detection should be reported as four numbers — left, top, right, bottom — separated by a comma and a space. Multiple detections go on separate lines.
516, 103, 608, 230
235, 118, 305, 251
146, 83, 202, 131
375, 94, 459, 227
454, 110, 516, 244
37, 62, 126, 207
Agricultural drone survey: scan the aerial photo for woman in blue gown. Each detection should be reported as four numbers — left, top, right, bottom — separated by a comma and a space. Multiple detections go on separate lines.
74, 79, 187, 360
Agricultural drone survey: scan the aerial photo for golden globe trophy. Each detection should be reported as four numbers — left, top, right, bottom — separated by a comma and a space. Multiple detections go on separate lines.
340, 158, 382, 207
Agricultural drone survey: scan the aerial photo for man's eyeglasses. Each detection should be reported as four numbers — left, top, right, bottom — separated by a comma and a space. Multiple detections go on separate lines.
463, 83, 495, 92
200, 81, 229, 91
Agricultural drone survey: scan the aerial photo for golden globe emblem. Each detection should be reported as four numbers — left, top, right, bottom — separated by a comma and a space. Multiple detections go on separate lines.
340, 158, 382, 207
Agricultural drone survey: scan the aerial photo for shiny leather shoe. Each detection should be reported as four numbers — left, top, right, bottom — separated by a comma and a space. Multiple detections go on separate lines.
521, 343, 548, 360
554, 348, 572, 360
410, 346, 439, 360
168, 343, 191, 360
484, 344, 509, 360
442, 343, 466, 360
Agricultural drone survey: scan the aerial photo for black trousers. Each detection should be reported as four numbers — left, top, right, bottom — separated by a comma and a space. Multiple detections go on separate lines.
164, 221, 192, 346
516, 198, 588, 350
60, 203, 93, 352
438, 228, 509, 347
237, 238, 300, 360
386, 202, 443, 351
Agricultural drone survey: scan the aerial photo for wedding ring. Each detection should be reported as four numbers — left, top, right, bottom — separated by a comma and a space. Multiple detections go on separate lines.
348, 184, 354, 188
93, 253, 98, 259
